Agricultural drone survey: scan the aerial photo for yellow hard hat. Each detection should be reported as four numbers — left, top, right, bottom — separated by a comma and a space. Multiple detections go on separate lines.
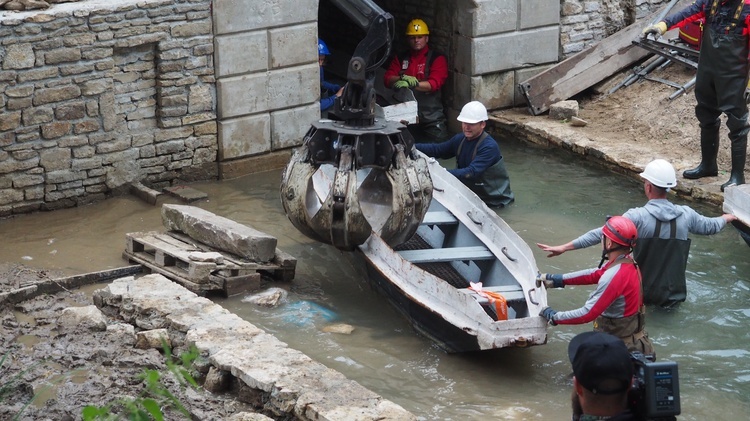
406, 19, 429, 36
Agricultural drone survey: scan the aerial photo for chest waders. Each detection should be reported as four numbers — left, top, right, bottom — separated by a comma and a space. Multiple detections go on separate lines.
686, 0, 749, 190
592, 257, 655, 358
456, 133, 515, 207
398, 51, 447, 141
633, 219, 691, 307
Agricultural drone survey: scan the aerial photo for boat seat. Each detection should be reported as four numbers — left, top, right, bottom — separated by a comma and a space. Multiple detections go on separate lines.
397, 246, 493, 264
459, 285, 526, 303
421, 210, 458, 226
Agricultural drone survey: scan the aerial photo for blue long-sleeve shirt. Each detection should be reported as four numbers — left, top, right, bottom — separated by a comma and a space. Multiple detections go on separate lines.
415, 132, 501, 180
320, 67, 340, 111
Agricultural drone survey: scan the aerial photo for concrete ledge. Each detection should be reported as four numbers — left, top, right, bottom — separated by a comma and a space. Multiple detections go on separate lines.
489, 110, 726, 208
93, 274, 416, 420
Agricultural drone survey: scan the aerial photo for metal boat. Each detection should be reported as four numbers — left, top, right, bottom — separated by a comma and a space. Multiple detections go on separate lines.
358, 155, 548, 352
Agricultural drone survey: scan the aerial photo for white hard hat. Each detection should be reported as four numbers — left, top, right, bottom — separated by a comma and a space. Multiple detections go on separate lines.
640, 159, 677, 188
457, 101, 488, 124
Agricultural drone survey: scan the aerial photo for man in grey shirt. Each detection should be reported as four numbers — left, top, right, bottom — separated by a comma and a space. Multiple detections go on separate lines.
537, 159, 737, 307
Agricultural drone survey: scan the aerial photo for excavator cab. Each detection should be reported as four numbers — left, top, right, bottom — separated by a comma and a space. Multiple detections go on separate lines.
280, 0, 433, 250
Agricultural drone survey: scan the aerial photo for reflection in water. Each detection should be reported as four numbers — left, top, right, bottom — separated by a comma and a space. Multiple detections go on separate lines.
1, 140, 749, 419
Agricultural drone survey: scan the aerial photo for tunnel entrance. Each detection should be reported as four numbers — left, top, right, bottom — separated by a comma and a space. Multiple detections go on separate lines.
317, 0, 457, 118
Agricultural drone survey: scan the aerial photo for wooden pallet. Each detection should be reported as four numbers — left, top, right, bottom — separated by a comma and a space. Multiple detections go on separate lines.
123, 231, 296, 296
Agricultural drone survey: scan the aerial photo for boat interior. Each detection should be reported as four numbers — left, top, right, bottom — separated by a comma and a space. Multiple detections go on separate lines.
394, 199, 531, 321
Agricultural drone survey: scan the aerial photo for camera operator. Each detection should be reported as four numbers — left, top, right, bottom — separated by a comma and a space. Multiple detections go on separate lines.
569, 331, 638, 421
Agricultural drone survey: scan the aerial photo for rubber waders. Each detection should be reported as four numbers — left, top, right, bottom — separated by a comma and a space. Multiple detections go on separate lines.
683, 126, 720, 179
721, 136, 747, 191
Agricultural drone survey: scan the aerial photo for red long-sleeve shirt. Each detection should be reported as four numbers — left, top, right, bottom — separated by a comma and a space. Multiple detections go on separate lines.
553, 257, 642, 325
383, 45, 448, 92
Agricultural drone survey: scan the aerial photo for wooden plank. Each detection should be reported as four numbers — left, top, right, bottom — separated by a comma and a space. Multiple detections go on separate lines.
518, 0, 691, 115
397, 246, 493, 264
421, 210, 458, 226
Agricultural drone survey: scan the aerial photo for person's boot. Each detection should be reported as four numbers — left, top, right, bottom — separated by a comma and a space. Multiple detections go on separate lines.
683, 126, 720, 179
721, 136, 747, 191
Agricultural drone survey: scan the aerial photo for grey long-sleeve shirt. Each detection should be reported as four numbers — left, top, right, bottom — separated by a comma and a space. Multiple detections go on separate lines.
572, 199, 726, 249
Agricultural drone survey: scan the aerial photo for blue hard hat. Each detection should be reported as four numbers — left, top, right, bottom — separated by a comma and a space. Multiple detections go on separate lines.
318, 38, 330, 55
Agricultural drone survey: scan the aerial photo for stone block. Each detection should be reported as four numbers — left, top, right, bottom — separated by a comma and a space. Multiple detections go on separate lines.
2, 43, 35, 69
271, 103, 319, 150
161, 204, 278, 262
217, 73, 269, 119
269, 23, 317, 69
455, 26, 559, 75
520, 0, 560, 29
456, 0, 517, 37
548, 100, 579, 121
469, 71, 515, 111
218, 114, 271, 160
213, 0, 317, 34
267, 64, 318, 110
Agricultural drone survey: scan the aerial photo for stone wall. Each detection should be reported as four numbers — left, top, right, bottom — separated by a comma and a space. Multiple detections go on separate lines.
1, 0, 671, 216
560, 0, 669, 57
0, 0, 216, 216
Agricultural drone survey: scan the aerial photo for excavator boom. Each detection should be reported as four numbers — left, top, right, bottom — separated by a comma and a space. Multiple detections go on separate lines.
279, 0, 433, 250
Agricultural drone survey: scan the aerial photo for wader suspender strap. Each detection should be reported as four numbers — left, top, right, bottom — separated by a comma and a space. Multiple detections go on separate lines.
455, 132, 489, 159
398, 50, 435, 78
709, 0, 746, 33
608, 254, 647, 329
653, 218, 678, 239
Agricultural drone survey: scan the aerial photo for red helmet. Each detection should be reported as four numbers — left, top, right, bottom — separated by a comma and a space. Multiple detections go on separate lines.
602, 216, 637, 248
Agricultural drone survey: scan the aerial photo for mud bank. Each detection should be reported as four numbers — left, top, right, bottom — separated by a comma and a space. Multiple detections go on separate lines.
0, 271, 414, 420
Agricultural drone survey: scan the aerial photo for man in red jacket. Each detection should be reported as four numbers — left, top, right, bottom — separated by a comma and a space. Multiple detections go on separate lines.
384, 19, 449, 143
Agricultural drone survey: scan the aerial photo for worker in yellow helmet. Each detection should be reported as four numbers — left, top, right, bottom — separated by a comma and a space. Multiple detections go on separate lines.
384, 18, 449, 143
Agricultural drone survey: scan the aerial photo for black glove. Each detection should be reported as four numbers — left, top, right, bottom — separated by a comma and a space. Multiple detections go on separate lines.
535, 272, 564, 289
540, 307, 557, 325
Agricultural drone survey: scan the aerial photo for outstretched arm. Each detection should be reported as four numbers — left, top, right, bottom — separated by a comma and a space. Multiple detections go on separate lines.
536, 241, 575, 258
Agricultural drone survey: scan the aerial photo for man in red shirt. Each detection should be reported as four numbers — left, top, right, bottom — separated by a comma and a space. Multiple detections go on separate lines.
384, 19, 449, 143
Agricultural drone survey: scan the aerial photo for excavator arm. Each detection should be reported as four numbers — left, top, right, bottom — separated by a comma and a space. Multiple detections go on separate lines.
279, 0, 433, 250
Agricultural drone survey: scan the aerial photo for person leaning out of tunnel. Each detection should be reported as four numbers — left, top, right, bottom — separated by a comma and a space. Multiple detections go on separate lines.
538, 216, 655, 358
643, 0, 749, 191
318, 38, 344, 114
414, 101, 514, 208
384, 18, 449, 143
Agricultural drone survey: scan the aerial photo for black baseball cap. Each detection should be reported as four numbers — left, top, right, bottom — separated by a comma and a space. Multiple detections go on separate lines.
568, 331, 634, 395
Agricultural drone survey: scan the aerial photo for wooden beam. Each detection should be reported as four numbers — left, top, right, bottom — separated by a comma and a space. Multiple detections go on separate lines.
518, 0, 691, 116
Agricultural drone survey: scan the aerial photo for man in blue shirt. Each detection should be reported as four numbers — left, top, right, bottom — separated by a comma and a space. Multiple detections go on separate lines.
415, 101, 514, 207
318, 39, 343, 113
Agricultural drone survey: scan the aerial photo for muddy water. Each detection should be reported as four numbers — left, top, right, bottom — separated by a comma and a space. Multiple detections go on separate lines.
1, 140, 749, 420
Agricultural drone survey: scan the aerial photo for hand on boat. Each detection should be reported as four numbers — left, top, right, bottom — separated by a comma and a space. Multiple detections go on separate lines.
535, 272, 564, 289
539, 307, 557, 325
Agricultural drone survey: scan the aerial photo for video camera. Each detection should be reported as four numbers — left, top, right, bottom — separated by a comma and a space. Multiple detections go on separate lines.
629, 352, 680, 420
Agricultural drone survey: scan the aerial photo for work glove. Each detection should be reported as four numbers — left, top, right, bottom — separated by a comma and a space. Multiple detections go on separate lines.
401, 75, 419, 88
641, 21, 667, 38
535, 272, 564, 289
393, 80, 410, 89
540, 307, 557, 325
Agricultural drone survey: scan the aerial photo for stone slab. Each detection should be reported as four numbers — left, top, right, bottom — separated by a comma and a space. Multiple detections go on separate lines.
218, 114, 271, 160
269, 23, 317, 69
723, 184, 750, 227
456, 0, 517, 37
161, 204, 277, 262
163, 185, 209, 202
93, 274, 416, 420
